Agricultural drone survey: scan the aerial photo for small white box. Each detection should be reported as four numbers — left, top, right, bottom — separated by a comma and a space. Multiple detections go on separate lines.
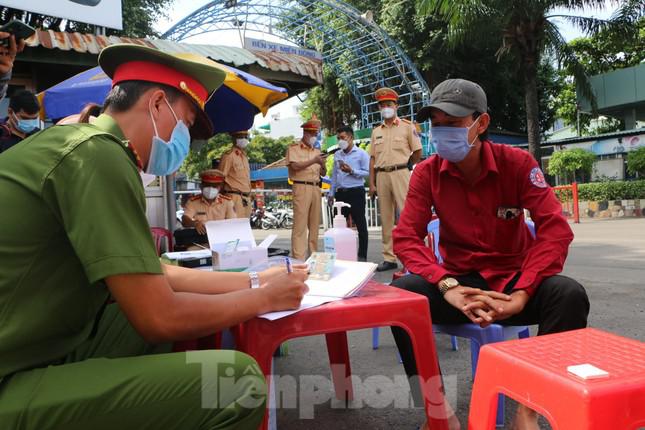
205, 219, 273, 271
567, 363, 609, 380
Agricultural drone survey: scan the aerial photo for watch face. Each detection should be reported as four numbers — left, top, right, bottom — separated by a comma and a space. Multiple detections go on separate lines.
446, 278, 459, 288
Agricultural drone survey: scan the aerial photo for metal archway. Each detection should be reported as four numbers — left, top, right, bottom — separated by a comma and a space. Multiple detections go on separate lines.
162, 0, 430, 129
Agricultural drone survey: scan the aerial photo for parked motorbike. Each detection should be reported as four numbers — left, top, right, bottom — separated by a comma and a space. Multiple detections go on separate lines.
250, 207, 264, 229
261, 207, 282, 230
273, 207, 294, 228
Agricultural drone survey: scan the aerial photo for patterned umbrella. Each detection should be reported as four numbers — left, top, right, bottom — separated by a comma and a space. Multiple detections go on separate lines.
39, 57, 288, 134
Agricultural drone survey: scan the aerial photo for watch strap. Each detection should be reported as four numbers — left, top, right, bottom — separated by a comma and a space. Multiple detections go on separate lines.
249, 271, 260, 289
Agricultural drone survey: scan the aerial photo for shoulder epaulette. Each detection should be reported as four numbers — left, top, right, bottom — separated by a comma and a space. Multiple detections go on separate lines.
189, 195, 202, 201
219, 194, 232, 201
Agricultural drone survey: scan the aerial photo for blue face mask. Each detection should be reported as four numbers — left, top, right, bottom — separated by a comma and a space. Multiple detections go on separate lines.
431, 117, 480, 163
146, 98, 191, 176
13, 114, 40, 134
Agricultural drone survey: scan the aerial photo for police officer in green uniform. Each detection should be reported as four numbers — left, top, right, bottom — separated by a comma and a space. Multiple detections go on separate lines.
0, 44, 309, 430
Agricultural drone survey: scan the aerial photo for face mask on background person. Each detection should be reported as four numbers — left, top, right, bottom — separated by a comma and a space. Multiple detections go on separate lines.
380, 107, 396, 120
308, 136, 317, 146
146, 97, 190, 176
338, 139, 349, 151
236, 138, 249, 149
431, 117, 480, 163
202, 186, 219, 200
13, 114, 40, 134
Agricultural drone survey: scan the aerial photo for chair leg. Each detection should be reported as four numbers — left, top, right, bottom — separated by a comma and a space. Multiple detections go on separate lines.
372, 327, 380, 349
450, 335, 458, 351
471, 329, 506, 427
325, 331, 354, 401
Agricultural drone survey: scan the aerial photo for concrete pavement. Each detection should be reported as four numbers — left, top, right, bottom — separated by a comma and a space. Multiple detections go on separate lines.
252, 218, 645, 429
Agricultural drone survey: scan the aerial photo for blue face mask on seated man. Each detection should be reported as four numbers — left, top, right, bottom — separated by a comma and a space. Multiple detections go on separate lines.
146, 98, 191, 176
13, 114, 40, 134
430, 117, 480, 163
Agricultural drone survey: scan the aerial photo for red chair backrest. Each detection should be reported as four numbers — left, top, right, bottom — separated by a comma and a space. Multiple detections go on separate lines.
150, 227, 173, 256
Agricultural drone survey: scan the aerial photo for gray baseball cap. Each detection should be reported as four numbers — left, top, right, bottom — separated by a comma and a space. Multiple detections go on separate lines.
417, 79, 487, 122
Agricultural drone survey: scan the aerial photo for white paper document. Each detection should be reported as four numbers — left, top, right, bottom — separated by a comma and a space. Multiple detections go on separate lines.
567, 363, 609, 380
258, 260, 377, 320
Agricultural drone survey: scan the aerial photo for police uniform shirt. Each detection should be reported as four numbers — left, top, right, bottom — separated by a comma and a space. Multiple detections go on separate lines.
219, 147, 251, 193
183, 194, 236, 221
369, 118, 422, 168
0, 114, 162, 379
286, 141, 322, 182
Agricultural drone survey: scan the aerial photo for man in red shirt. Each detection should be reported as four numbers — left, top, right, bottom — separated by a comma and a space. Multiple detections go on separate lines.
390, 79, 589, 430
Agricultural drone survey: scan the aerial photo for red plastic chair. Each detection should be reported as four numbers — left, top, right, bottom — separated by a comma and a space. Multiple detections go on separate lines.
234, 281, 451, 430
150, 227, 173, 256
468, 328, 645, 430
172, 333, 223, 352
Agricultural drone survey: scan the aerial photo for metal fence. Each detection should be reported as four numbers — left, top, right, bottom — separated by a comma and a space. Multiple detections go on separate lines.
321, 193, 381, 229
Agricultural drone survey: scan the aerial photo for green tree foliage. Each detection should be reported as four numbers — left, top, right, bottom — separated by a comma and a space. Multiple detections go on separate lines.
418, 0, 644, 161
300, 66, 360, 132
552, 17, 643, 135
300, 0, 561, 138
0, 0, 173, 37
546, 148, 596, 184
626, 147, 645, 177
568, 17, 645, 76
181, 133, 294, 180
553, 76, 623, 135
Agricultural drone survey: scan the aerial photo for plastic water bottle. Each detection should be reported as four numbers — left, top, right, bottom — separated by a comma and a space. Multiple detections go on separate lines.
324, 202, 358, 261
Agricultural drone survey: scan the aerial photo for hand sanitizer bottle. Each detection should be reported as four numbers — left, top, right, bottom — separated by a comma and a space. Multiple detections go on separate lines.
324, 202, 358, 261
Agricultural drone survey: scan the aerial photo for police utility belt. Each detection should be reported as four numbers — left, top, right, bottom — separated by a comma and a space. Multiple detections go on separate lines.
291, 180, 321, 187
375, 163, 409, 173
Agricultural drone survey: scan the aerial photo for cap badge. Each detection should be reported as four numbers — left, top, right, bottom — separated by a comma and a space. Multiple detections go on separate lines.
179, 81, 205, 109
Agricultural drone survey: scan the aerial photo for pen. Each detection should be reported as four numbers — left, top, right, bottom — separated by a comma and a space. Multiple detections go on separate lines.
285, 256, 293, 274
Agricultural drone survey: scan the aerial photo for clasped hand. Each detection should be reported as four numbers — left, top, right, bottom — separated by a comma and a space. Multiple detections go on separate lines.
443, 285, 529, 327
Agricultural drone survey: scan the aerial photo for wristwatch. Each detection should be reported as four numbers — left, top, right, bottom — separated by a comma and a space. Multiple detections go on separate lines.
249, 271, 260, 289
438, 277, 459, 295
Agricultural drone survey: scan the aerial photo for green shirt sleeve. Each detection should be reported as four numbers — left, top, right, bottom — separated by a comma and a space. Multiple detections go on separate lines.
43, 135, 163, 284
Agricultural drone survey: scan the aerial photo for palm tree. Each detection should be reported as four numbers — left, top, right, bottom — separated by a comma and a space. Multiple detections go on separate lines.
417, 0, 644, 162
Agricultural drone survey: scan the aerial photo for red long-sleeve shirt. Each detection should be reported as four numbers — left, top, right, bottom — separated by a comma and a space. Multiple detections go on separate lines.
393, 140, 573, 297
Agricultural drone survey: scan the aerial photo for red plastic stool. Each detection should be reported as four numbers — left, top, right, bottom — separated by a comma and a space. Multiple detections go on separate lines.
468, 328, 645, 429
234, 281, 451, 430
172, 332, 223, 352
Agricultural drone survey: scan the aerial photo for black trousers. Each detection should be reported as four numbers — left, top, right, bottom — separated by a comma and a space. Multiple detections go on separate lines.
335, 186, 368, 260
390, 272, 590, 406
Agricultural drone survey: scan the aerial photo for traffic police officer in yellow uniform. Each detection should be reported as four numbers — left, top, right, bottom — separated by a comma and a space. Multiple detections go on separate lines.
369, 87, 422, 271
182, 169, 236, 242
220, 130, 253, 219
287, 117, 327, 260
0, 44, 310, 430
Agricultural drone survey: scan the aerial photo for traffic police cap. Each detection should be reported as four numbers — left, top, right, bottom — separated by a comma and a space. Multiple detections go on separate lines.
417, 78, 488, 122
200, 169, 226, 185
230, 130, 249, 138
374, 87, 399, 102
98, 44, 227, 139
301, 117, 321, 132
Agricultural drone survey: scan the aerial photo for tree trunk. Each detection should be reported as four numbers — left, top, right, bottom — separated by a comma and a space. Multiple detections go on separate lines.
524, 62, 541, 163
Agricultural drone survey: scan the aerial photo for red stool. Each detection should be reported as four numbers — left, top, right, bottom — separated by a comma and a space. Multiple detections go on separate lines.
172, 332, 223, 352
468, 328, 645, 429
234, 281, 451, 430
150, 227, 173, 255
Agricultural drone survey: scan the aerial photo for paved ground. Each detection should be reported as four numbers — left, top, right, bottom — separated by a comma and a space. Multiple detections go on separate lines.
252, 218, 645, 429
